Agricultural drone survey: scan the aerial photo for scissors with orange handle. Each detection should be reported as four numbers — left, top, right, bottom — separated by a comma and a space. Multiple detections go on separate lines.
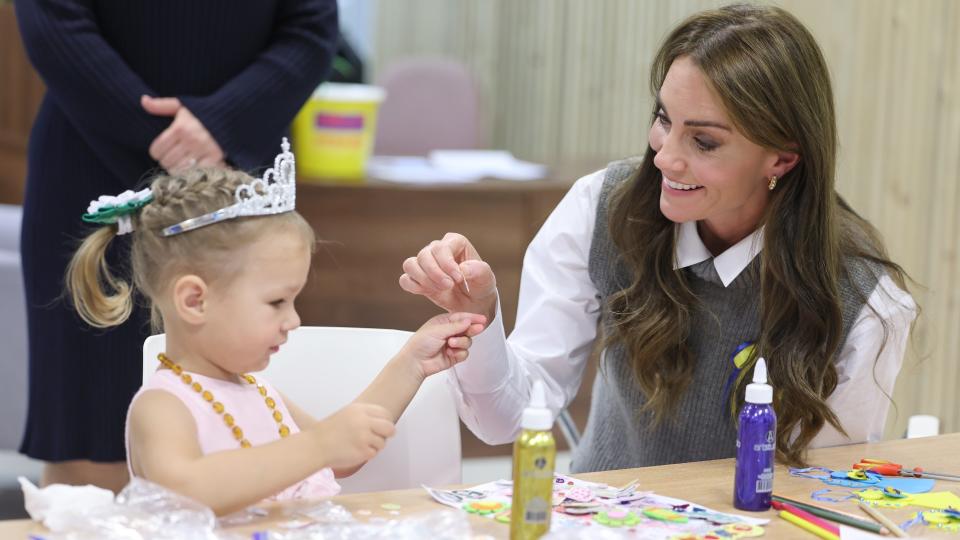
853, 458, 960, 482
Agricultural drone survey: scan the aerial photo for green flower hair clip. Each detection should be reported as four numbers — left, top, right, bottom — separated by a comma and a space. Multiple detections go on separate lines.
82, 188, 153, 235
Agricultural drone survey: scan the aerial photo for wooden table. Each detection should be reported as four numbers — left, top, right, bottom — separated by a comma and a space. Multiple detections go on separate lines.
3, 433, 957, 538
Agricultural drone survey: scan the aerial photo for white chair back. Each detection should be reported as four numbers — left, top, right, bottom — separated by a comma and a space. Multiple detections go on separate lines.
143, 326, 461, 493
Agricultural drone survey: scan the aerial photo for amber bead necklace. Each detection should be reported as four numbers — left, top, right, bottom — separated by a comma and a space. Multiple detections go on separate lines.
157, 353, 291, 448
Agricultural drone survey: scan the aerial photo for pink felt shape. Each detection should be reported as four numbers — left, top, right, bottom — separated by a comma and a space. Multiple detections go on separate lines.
566, 486, 595, 502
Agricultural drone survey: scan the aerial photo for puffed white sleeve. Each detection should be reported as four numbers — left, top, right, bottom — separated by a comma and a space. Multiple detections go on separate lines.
445, 170, 606, 444
811, 274, 917, 448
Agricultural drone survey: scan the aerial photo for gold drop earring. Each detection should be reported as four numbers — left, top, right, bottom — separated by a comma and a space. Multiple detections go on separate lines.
768, 175, 778, 191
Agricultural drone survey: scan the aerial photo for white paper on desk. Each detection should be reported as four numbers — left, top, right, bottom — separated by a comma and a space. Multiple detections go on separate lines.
369, 151, 547, 184
840, 524, 887, 539
368, 156, 481, 184
429, 150, 547, 181
424, 473, 769, 536
644, 491, 768, 526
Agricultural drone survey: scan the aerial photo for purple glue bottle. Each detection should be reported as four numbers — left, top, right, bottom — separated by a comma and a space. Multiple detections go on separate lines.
733, 357, 776, 511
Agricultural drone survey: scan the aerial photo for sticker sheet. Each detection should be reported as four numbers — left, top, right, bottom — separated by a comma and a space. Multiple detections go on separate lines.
424, 474, 769, 539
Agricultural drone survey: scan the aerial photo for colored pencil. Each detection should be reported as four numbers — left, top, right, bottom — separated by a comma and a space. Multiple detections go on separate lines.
779, 510, 841, 540
858, 502, 908, 538
772, 494, 887, 535
772, 500, 841, 536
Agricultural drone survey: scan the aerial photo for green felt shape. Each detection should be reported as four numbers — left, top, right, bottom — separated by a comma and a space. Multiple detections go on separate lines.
643, 507, 689, 523
82, 193, 154, 225
593, 509, 641, 527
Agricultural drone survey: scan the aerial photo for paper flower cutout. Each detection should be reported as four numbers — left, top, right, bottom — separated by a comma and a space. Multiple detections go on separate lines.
463, 499, 509, 515
594, 508, 641, 527
565, 486, 595, 502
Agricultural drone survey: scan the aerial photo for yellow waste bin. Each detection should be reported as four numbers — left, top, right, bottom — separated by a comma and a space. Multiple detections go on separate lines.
292, 83, 386, 182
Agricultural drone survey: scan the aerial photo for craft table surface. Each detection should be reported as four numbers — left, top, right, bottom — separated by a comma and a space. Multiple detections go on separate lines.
2, 433, 957, 538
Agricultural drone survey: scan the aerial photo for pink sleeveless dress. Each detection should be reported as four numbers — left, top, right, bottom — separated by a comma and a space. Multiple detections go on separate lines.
126, 369, 341, 500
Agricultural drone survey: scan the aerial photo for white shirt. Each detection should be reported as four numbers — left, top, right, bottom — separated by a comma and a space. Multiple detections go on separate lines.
447, 168, 917, 449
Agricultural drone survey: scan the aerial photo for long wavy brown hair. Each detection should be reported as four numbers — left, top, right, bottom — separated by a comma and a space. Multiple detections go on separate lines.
604, 4, 910, 465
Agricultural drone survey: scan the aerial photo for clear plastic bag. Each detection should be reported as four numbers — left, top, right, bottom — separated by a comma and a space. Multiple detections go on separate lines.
542, 529, 636, 540
24, 477, 473, 540
259, 509, 473, 540
23, 476, 227, 540
281, 499, 355, 524
217, 499, 356, 530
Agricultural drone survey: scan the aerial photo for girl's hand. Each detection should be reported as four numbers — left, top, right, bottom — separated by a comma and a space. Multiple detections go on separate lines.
399, 233, 498, 321
402, 312, 487, 380
313, 403, 395, 470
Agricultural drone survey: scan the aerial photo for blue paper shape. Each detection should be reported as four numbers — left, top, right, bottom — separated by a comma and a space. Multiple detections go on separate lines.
794, 467, 935, 493
823, 473, 934, 493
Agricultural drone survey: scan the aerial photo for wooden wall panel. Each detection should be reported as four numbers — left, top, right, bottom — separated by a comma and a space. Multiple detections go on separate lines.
0, 4, 43, 205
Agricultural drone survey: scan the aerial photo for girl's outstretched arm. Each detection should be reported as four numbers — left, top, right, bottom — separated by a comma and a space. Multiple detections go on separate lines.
275, 313, 484, 479
355, 312, 486, 422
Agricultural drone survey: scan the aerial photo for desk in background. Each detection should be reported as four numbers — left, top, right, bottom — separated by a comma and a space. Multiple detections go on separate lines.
4, 433, 957, 538
294, 170, 589, 333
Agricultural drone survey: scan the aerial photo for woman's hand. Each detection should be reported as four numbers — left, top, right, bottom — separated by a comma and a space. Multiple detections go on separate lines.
141, 95, 226, 172
402, 312, 487, 380
399, 233, 498, 321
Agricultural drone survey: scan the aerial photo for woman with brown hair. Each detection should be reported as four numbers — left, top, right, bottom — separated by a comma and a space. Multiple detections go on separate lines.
399, 3, 916, 469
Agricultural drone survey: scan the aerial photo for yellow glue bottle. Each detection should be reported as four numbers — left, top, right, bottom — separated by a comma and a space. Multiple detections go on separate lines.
510, 380, 556, 540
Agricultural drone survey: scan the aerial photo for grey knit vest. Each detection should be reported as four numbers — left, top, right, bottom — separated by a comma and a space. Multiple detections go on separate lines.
571, 159, 881, 473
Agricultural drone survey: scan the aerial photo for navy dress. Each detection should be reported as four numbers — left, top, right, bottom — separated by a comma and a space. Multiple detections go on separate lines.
15, 0, 338, 462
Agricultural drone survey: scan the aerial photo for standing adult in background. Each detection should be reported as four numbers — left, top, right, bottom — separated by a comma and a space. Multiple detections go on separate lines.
15, 0, 338, 491
400, 4, 916, 470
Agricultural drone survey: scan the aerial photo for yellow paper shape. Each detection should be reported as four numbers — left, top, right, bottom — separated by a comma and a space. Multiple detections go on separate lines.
911, 510, 960, 532
859, 489, 960, 510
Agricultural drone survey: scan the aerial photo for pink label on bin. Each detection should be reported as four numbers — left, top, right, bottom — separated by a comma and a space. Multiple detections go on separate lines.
314, 113, 364, 130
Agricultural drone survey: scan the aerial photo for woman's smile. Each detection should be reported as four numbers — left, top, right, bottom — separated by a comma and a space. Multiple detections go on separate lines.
663, 176, 704, 192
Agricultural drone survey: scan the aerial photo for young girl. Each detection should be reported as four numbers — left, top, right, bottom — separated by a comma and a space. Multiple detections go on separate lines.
66, 140, 486, 515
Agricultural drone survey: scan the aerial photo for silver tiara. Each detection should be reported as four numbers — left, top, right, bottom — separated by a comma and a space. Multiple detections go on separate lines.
162, 138, 296, 237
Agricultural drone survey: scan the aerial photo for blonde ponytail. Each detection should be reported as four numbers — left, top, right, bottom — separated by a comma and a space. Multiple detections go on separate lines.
65, 225, 134, 328
65, 166, 316, 332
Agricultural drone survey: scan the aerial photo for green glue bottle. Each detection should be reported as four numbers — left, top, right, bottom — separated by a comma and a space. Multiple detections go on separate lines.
510, 379, 556, 540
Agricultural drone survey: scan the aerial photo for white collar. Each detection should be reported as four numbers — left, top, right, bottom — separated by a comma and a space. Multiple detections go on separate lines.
674, 221, 764, 287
